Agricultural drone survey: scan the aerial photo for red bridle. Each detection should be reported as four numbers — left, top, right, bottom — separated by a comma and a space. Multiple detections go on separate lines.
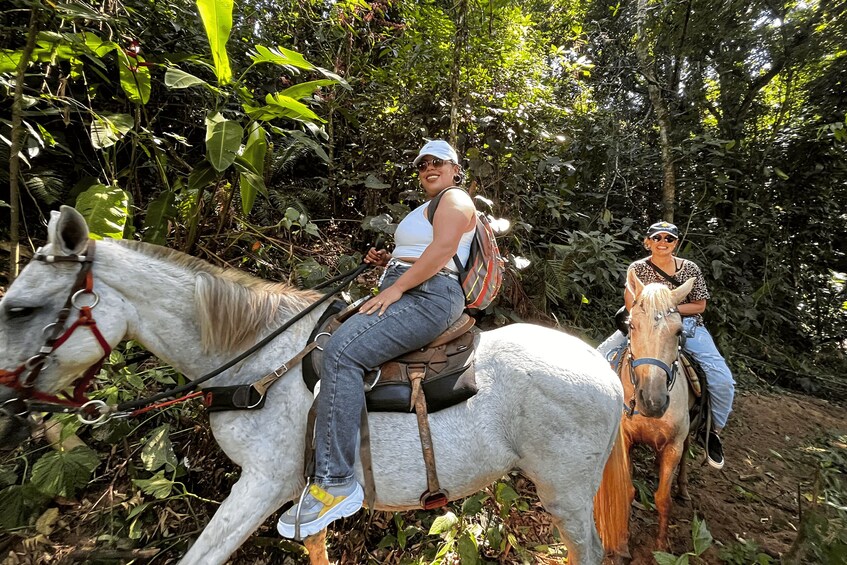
0, 240, 112, 407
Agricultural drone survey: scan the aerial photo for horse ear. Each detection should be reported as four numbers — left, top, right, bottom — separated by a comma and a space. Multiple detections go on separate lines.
626, 269, 644, 298
48, 206, 90, 256
671, 278, 696, 305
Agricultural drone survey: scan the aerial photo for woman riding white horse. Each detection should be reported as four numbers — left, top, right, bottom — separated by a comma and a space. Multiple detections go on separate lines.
0, 205, 627, 565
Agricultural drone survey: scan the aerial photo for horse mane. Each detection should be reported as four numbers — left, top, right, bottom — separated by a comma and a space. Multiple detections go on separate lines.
634, 283, 677, 330
112, 240, 322, 353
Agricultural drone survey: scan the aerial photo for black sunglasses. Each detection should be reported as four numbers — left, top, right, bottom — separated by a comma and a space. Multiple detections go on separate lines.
416, 158, 452, 171
650, 234, 678, 243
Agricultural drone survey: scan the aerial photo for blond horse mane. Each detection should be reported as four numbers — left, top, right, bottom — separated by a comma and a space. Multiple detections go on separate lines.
113, 240, 322, 353
633, 283, 678, 331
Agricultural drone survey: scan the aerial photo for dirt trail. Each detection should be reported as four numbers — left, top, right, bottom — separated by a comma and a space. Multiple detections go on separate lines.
624, 389, 847, 563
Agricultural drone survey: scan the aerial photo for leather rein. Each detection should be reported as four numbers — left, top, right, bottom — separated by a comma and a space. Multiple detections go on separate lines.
1, 239, 367, 426
622, 305, 681, 418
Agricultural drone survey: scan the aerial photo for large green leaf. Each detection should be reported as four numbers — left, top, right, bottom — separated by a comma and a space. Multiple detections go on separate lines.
188, 159, 219, 191
142, 191, 177, 245
0, 485, 50, 530
196, 0, 233, 85
30, 446, 100, 498
278, 79, 339, 101
164, 67, 208, 89
244, 93, 322, 123
691, 515, 713, 555
0, 50, 22, 73
241, 123, 267, 174
249, 45, 314, 71
90, 113, 134, 150
428, 511, 458, 535
205, 115, 243, 171
141, 425, 178, 472
75, 184, 131, 239
133, 471, 174, 499
234, 158, 266, 215
457, 531, 480, 565
237, 124, 268, 215
118, 51, 151, 104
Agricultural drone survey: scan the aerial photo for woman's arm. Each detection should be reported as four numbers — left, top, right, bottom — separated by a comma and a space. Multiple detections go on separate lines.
678, 298, 706, 316
360, 190, 475, 316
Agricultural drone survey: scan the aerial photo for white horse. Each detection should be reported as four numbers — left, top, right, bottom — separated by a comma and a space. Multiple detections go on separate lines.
0, 206, 626, 565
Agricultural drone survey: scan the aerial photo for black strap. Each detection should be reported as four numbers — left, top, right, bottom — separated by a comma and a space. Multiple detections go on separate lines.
426, 186, 467, 273
646, 259, 683, 287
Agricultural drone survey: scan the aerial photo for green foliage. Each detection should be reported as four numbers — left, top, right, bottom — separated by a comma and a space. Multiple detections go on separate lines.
653, 515, 713, 564
196, 0, 234, 84
719, 539, 775, 565
785, 433, 847, 564
75, 184, 131, 239
30, 446, 101, 498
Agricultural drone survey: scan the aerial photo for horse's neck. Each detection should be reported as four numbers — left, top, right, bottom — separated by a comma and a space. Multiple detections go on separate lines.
96, 242, 208, 374
96, 242, 315, 382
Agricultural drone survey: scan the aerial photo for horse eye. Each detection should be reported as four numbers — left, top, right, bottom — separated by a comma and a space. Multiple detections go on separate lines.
5, 305, 36, 319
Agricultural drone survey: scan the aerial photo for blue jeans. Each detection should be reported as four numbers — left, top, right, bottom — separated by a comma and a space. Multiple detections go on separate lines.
597, 323, 735, 429
314, 264, 465, 486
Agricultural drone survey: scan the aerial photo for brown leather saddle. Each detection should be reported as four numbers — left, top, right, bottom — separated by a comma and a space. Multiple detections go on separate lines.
303, 299, 479, 412
302, 299, 480, 509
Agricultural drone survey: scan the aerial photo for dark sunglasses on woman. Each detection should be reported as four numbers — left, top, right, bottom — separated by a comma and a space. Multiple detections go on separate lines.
651, 234, 678, 243
416, 158, 452, 171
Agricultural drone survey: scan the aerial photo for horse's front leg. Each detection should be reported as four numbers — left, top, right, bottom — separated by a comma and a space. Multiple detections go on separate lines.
303, 529, 330, 565
653, 445, 683, 551
676, 436, 691, 501
179, 470, 291, 565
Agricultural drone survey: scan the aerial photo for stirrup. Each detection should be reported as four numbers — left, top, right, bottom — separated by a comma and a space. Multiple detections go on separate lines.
293, 479, 313, 540
420, 489, 449, 510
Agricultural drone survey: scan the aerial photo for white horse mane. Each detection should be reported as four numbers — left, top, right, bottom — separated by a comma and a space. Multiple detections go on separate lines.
112, 240, 322, 354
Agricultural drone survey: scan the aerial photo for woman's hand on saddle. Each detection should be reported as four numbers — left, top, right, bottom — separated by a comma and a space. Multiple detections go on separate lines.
361, 285, 402, 316
365, 247, 391, 267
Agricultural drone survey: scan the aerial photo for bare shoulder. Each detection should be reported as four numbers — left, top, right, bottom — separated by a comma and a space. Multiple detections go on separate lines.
440, 187, 475, 210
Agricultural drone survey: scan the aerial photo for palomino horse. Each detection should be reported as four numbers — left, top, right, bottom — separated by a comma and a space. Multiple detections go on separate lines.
602, 271, 698, 559
0, 206, 629, 565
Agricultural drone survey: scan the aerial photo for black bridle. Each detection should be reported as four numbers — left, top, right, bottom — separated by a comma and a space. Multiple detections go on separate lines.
622, 305, 682, 417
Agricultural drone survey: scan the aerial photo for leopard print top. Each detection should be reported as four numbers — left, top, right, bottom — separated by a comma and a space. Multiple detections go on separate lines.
628, 257, 710, 325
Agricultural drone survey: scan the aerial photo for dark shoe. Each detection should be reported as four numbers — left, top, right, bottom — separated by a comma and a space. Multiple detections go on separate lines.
707, 431, 725, 469
277, 481, 363, 539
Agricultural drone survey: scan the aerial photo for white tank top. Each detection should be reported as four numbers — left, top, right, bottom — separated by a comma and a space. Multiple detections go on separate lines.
393, 201, 474, 271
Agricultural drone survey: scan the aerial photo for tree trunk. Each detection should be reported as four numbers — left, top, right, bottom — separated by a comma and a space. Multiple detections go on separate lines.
449, 0, 468, 149
635, 0, 676, 222
8, 6, 41, 282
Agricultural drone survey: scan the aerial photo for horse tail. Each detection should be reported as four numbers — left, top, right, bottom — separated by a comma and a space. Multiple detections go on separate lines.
594, 424, 631, 558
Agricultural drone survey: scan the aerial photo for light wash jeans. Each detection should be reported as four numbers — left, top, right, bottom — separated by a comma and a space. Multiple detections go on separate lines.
597, 320, 735, 429
314, 264, 465, 487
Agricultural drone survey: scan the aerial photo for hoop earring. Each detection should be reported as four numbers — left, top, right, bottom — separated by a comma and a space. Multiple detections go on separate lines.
453, 174, 463, 184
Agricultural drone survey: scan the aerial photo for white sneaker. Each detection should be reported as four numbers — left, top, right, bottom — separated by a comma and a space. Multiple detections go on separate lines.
277, 481, 364, 539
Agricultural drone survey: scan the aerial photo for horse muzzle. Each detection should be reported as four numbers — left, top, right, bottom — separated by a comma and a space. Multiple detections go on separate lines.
637, 387, 670, 418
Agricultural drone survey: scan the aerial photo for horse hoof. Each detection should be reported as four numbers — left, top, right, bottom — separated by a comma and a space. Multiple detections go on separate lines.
677, 489, 691, 501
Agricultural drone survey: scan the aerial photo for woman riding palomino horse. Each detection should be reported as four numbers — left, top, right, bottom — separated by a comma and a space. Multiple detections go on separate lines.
602, 273, 700, 557
598, 221, 735, 468
0, 153, 628, 563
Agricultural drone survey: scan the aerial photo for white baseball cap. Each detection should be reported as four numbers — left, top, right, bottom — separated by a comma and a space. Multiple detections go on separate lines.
412, 139, 459, 166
